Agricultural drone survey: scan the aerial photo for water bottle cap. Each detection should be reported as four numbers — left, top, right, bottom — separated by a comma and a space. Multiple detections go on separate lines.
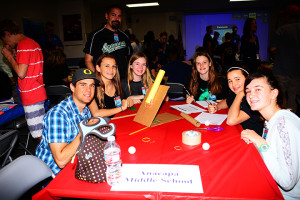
107, 136, 115, 141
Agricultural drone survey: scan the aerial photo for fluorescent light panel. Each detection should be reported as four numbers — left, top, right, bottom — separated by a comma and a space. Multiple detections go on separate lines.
126, 2, 159, 8
230, 0, 256, 1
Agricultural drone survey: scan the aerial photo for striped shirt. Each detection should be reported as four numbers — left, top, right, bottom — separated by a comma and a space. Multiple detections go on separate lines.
16, 37, 46, 105
36, 96, 91, 175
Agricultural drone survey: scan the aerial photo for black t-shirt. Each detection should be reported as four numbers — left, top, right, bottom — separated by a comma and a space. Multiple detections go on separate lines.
83, 27, 132, 78
121, 79, 145, 99
203, 33, 212, 53
219, 42, 237, 66
192, 76, 229, 101
226, 93, 264, 135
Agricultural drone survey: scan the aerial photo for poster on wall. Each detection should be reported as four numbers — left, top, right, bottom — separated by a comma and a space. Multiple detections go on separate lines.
62, 14, 83, 42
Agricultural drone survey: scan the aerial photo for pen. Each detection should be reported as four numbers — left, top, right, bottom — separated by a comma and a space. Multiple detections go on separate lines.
184, 87, 191, 96
206, 100, 212, 105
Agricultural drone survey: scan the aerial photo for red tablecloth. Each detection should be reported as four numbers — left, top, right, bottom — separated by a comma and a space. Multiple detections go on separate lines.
33, 101, 283, 200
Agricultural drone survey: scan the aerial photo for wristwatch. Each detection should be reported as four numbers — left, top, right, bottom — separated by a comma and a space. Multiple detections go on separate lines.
259, 144, 270, 152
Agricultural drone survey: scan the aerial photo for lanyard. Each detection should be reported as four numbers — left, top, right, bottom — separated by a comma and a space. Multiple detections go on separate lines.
262, 123, 268, 140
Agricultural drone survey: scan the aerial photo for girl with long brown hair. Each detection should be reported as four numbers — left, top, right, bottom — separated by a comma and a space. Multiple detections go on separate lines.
186, 51, 228, 103
88, 53, 130, 117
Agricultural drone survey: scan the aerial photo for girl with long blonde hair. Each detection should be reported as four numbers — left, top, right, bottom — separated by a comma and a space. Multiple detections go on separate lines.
121, 52, 153, 105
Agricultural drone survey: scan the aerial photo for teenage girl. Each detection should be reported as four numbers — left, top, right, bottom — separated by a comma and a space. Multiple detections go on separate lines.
241, 72, 300, 199
121, 52, 153, 105
186, 51, 228, 103
208, 66, 263, 135
88, 53, 130, 117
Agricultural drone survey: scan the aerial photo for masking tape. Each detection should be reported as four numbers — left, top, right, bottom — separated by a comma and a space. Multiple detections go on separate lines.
182, 130, 201, 146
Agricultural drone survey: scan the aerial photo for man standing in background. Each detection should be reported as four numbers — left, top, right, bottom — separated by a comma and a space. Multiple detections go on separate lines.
203, 25, 213, 56
0, 19, 47, 140
83, 5, 132, 79
270, 4, 300, 112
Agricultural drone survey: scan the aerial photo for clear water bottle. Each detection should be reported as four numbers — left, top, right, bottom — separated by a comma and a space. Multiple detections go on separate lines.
104, 136, 122, 186
106, 160, 122, 186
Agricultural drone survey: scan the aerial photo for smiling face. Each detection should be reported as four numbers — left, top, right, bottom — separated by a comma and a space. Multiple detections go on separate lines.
130, 57, 147, 78
245, 77, 278, 112
227, 70, 246, 94
105, 8, 122, 30
195, 55, 210, 76
71, 79, 95, 110
96, 57, 117, 81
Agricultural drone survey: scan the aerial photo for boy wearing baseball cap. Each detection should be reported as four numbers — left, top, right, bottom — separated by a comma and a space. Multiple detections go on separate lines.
36, 68, 98, 175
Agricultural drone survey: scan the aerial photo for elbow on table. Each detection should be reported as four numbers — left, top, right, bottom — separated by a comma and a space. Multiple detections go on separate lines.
54, 158, 69, 169
56, 160, 67, 169
226, 118, 238, 126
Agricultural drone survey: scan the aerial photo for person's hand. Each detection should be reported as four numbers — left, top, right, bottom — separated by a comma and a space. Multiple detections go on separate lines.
1, 46, 13, 59
132, 99, 141, 104
186, 95, 195, 104
86, 118, 99, 125
164, 96, 169, 102
236, 90, 245, 97
208, 103, 218, 114
121, 99, 128, 111
241, 129, 265, 146
127, 97, 134, 107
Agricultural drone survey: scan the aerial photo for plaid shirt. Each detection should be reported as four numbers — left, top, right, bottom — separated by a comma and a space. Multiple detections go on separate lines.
36, 96, 91, 175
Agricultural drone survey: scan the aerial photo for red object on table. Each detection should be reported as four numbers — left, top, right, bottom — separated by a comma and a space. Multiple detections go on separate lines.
33, 101, 283, 200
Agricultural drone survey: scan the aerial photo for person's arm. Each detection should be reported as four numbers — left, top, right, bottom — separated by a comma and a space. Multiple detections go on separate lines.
84, 54, 95, 72
208, 99, 228, 114
127, 95, 144, 105
49, 133, 81, 168
88, 98, 128, 117
186, 94, 195, 104
226, 91, 250, 125
2, 47, 28, 79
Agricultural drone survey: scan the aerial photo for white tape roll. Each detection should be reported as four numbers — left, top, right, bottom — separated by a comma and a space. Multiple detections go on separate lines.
182, 130, 201, 146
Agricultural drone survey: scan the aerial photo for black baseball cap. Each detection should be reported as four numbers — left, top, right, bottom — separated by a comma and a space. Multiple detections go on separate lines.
72, 68, 99, 85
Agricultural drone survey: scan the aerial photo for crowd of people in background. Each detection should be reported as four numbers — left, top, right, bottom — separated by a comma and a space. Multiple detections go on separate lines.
0, 3, 300, 200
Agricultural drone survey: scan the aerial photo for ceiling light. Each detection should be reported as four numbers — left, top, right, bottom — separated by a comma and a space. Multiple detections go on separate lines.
126, 2, 159, 8
230, 0, 256, 1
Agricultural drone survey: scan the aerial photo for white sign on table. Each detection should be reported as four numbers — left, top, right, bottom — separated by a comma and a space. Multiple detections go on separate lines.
111, 164, 203, 193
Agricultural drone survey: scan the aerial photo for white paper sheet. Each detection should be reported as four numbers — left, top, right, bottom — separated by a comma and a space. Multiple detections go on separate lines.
194, 112, 228, 125
0, 104, 16, 111
196, 100, 215, 108
170, 104, 205, 114
111, 164, 203, 193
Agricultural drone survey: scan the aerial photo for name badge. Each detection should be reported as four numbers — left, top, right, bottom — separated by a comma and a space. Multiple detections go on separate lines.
114, 33, 119, 43
142, 87, 148, 95
114, 96, 122, 107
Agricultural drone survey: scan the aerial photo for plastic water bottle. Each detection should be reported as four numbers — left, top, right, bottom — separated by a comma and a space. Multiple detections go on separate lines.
104, 136, 122, 186
106, 160, 122, 186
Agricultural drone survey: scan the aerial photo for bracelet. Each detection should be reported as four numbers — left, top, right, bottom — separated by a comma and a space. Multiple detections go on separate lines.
259, 144, 269, 152
120, 106, 123, 111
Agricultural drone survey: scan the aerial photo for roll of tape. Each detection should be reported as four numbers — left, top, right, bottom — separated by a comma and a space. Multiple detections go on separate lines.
182, 130, 201, 146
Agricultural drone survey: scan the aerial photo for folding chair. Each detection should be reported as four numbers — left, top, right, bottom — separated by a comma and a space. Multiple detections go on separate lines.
46, 85, 71, 109
0, 155, 55, 200
0, 130, 18, 168
165, 82, 188, 101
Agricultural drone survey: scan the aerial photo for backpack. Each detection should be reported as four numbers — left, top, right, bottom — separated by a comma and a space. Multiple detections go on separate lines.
74, 117, 115, 183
